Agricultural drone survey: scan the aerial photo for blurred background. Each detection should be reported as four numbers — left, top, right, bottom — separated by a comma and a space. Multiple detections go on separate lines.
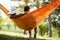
0, 0, 60, 40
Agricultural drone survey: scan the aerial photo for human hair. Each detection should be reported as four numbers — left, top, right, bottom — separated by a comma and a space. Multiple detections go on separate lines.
24, 6, 30, 12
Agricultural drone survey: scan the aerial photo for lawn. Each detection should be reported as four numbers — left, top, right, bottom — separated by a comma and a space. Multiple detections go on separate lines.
0, 34, 47, 40
0, 31, 52, 40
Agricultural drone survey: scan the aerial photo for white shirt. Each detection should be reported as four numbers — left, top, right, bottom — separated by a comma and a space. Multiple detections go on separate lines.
10, 6, 17, 14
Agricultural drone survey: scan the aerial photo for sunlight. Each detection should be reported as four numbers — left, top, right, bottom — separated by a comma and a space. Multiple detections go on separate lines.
0, 0, 24, 18
0, 9, 6, 18
0, 0, 11, 11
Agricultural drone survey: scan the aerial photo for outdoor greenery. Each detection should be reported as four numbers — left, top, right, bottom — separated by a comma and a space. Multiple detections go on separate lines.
0, 34, 47, 40
38, 22, 48, 36
0, 0, 60, 40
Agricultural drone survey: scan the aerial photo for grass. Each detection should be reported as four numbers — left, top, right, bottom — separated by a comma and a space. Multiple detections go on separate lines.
0, 30, 52, 40
0, 34, 47, 40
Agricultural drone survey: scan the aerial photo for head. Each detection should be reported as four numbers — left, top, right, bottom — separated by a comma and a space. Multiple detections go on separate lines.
24, 6, 30, 12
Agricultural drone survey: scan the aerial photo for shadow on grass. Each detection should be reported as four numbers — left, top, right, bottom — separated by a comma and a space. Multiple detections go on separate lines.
0, 34, 47, 40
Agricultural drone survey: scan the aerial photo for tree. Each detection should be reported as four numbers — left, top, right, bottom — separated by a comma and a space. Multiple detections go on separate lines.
39, 22, 48, 36
42, 0, 53, 37
0, 13, 5, 30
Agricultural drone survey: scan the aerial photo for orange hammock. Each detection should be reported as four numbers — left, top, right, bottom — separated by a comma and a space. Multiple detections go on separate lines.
0, 0, 60, 31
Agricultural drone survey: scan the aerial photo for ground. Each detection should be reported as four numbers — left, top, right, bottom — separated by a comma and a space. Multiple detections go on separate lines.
0, 30, 53, 40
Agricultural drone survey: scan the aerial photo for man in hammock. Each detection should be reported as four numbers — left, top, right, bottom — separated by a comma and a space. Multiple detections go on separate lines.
9, 6, 29, 18
9, 6, 30, 34
9, 6, 37, 38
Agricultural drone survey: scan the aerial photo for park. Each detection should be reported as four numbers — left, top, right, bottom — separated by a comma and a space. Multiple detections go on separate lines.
0, 0, 60, 40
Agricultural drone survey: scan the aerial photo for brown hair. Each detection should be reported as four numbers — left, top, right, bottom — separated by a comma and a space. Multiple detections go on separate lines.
24, 6, 30, 12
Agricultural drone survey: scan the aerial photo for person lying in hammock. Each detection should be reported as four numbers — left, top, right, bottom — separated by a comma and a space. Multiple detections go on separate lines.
9, 6, 30, 18
9, 5, 30, 35
9, 6, 37, 38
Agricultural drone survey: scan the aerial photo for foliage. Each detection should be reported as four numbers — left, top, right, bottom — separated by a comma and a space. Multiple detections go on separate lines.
58, 30, 60, 37
51, 14, 60, 37
0, 16, 5, 29
51, 15, 60, 28
4, 17, 15, 31
38, 22, 48, 36
0, 15, 15, 31
51, 16, 57, 27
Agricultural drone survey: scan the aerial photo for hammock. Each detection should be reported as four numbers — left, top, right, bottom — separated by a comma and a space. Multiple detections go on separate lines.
0, 0, 60, 31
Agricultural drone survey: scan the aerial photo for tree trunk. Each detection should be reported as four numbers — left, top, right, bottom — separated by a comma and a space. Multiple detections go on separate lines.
48, 15, 52, 37
24, 0, 29, 5
43, 0, 52, 37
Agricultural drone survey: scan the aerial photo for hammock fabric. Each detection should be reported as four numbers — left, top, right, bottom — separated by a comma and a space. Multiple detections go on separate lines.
0, 0, 60, 31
